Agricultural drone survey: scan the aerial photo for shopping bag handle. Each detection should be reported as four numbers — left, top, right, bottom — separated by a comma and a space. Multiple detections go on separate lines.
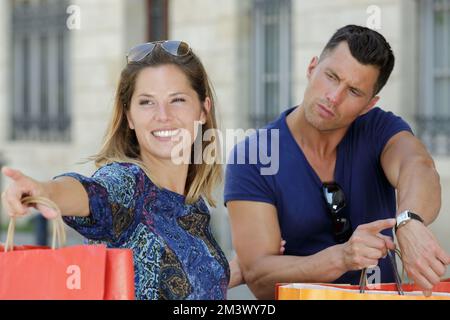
359, 249, 404, 295
4, 196, 67, 252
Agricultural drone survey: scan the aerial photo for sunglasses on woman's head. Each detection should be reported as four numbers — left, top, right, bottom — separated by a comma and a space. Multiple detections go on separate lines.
126, 40, 191, 63
322, 182, 353, 244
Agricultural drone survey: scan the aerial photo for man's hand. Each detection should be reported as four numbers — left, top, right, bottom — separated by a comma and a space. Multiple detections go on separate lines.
396, 220, 450, 296
342, 218, 396, 270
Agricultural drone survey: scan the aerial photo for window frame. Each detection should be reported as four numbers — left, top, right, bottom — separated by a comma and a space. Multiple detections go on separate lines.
10, 0, 71, 142
251, 0, 292, 128
418, 0, 450, 154
146, 0, 169, 41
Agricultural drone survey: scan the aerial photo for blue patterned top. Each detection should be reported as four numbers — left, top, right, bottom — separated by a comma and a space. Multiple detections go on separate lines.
60, 162, 230, 300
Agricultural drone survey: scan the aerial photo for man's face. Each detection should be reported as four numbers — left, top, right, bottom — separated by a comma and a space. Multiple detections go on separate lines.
302, 41, 381, 131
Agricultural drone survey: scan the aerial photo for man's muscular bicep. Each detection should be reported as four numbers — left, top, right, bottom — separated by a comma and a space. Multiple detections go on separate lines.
227, 201, 282, 274
381, 131, 433, 188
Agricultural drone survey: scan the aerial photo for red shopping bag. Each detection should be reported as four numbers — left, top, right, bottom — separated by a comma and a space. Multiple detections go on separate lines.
0, 244, 135, 300
0, 196, 135, 300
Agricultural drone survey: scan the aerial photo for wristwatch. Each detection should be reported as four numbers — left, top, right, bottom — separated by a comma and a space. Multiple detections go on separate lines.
395, 210, 424, 233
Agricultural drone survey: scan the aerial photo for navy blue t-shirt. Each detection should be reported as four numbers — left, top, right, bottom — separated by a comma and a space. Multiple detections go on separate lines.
224, 106, 412, 285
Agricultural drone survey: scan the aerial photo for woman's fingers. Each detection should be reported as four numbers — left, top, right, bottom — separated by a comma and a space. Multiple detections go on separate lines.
2, 167, 26, 182
2, 189, 28, 216
36, 203, 58, 219
2, 167, 46, 218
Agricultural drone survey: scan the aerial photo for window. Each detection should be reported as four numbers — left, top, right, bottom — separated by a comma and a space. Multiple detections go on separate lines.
11, 0, 71, 142
146, 0, 168, 41
251, 0, 292, 128
417, 0, 450, 154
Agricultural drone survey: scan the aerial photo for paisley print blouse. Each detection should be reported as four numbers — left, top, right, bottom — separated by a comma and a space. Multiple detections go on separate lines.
60, 162, 230, 300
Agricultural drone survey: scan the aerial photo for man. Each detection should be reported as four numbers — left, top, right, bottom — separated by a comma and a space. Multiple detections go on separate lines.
224, 25, 449, 299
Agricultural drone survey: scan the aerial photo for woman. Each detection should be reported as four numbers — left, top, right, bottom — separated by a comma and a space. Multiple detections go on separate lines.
2, 41, 239, 300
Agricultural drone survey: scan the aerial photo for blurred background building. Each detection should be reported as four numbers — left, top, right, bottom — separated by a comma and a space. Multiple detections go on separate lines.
0, 0, 449, 299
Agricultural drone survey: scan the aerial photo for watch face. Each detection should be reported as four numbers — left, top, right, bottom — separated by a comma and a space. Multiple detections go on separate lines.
395, 211, 423, 232
399, 211, 409, 220
396, 211, 411, 227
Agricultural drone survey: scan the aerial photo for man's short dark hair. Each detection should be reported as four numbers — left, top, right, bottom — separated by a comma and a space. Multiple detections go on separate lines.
320, 25, 395, 96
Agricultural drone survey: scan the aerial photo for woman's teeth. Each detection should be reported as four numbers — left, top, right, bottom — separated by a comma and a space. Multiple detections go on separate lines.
152, 129, 180, 137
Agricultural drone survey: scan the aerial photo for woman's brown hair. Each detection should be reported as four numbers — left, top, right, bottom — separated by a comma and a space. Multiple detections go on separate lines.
91, 45, 222, 206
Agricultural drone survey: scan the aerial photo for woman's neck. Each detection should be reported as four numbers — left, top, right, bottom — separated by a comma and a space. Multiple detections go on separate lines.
140, 153, 189, 195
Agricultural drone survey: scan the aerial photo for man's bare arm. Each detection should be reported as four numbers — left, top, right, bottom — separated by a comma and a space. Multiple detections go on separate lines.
381, 131, 441, 224
381, 131, 450, 294
227, 200, 394, 299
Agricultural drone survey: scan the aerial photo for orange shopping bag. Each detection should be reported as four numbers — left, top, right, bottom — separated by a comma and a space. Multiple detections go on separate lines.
276, 281, 450, 300
0, 196, 135, 300
276, 251, 450, 300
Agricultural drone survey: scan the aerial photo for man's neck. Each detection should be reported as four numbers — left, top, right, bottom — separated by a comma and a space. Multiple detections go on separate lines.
287, 104, 349, 160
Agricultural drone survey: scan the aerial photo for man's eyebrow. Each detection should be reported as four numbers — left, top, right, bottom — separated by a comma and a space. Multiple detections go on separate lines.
326, 68, 366, 97
349, 86, 366, 96
326, 68, 341, 80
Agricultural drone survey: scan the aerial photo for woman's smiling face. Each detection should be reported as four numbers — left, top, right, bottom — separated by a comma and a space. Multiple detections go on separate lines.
127, 64, 210, 163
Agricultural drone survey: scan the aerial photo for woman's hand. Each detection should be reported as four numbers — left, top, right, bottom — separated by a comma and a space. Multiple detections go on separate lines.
1, 167, 57, 219
228, 239, 286, 289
